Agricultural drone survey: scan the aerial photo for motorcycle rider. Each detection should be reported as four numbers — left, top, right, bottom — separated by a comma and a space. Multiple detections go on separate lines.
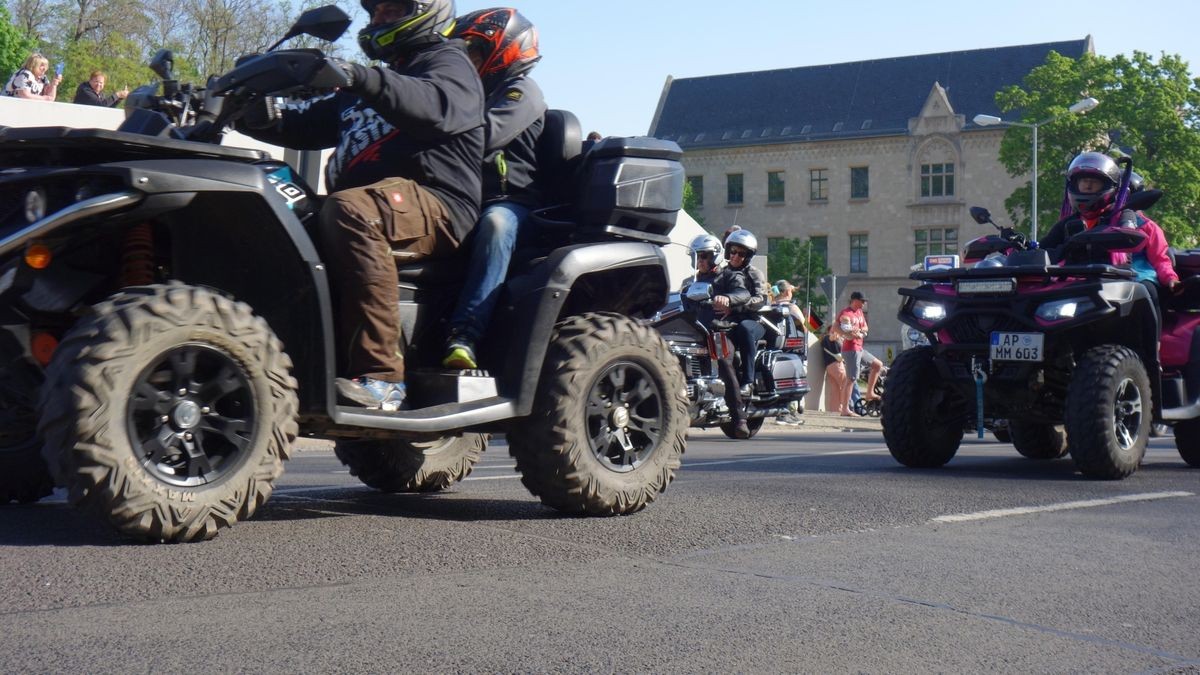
720, 229, 768, 396
442, 7, 545, 370
1040, 152, 1180, 300
684, 234, 754, 438
240, 0, 485, 410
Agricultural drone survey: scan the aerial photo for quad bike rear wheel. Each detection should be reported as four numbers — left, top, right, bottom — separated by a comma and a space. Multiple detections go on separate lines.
508, 312, 688, 515
1009, 421, 1068, 460
720, 417, 764, 439
335, 434, 487, 492
38, 284, 298, 542
1065, 345, 1149, 480
882, 346, 964, 468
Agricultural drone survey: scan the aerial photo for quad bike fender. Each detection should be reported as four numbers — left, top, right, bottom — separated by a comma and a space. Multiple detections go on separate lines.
502, 241, 671, 414
50, 159, 335, 415
1096, 280, 1162, 417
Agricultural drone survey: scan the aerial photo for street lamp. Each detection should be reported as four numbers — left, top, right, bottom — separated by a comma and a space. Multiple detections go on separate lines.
973, 96, 1099, 240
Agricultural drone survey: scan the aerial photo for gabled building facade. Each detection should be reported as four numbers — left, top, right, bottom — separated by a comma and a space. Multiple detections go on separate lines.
650, 38, 1093, 356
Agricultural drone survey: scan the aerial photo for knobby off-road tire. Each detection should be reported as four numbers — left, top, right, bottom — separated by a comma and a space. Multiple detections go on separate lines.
508, 312, 688, 515
1174, 419, 1200, 467
335, 433, 487, 492
1065, 345, 1150, 480
991, 424, 1012, 444
882, 346, 964, 468
37, 284, 298, 542
1009, 421, 1069, 459
720, 416, 764, 439
0, 354, 53, 504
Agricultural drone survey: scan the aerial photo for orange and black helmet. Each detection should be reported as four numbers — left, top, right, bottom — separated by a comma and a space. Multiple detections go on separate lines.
450, 7, 540, 93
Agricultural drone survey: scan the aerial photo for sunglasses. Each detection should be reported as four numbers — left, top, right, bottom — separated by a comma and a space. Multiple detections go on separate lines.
728, 248, 749, 257
697, 251, 715, 260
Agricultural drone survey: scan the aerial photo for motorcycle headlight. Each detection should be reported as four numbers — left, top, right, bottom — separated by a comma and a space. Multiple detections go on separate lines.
23, 188, 46, 223
1035, 298, 1096, 321
911, 300, 946, 321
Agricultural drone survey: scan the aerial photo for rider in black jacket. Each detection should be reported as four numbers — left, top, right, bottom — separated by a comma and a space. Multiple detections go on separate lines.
241, 0, 485, 411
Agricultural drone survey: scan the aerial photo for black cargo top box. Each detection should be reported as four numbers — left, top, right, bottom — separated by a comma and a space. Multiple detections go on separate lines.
575, 137, 684, 245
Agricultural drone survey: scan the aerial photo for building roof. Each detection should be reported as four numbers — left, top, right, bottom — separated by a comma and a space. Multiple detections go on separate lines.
649, 38, 1092, 150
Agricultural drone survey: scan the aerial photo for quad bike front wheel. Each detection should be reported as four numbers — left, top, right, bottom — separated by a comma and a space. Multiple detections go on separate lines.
508, 312, 688, 515
1065, 345, 1150, 480
38, 284, 298, 542
335, 434, 487, 492
1174, 419, 1200, 467
881, 346, 964, 468
1009, 421, 1068, 460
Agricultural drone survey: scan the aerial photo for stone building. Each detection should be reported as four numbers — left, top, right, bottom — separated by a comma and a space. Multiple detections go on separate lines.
649, 38, 1093, 358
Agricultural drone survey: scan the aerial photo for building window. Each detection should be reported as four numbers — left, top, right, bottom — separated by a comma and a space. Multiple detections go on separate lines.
850, 166, 869, 199
767, 171, 785, 203
809, 169, 828, 201
914, 228, 959, 263
727, 173, 743, 205
810, 235, 828, 265
921, 163, 955, 197
850, 234, 868, 273
687, 175, 703, 206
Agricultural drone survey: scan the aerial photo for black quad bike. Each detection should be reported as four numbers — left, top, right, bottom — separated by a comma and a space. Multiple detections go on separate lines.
0, 6, 689, 541
652, 283, 810, 438
884, 161, 1200, 479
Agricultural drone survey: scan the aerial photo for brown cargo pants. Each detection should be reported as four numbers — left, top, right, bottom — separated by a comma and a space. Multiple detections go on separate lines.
317, 177, 460, 382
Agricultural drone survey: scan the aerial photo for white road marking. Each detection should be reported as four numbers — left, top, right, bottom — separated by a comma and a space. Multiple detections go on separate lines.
931, 491, 1195, 524
686, 447, 889, 468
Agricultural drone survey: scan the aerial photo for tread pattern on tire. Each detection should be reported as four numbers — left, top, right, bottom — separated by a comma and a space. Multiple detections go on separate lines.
37, 284, 298, 542
1065, 344, 1149, 480
1176, 419, 1200, 467
335, 434, 487, 492
882, 346, 963, 468
507, 312, 688, 516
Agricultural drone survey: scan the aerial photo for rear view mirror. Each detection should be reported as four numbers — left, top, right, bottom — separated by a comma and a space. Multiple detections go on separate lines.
685, 282, 714, 302
281, 5, 351, 44
969, 206, 992, 225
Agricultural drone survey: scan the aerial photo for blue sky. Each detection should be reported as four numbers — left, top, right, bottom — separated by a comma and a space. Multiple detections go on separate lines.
439, 0, 1200, 138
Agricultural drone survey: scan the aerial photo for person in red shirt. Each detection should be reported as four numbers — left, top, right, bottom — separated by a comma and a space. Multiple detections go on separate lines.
835, 291, 881, 416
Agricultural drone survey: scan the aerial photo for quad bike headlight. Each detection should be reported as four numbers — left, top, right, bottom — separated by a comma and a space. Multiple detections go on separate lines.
1035, 298, 1096, 321
906, 327, 930, 346
911, 300, 946, 321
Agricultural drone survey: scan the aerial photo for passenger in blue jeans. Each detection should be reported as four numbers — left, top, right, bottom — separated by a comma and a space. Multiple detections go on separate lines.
442, 7, 545, 370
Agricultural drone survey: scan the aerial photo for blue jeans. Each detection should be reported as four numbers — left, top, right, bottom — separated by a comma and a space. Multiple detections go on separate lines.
447, 201, 530, 344
731, 318, 765, 386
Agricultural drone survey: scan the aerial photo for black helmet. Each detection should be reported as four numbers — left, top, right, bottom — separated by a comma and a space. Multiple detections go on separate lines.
450, 7, 540, 93
724, 229, 758, 262
359, 0, 456, 62
689, 234, 723, 268
1066, 151, 1121, 218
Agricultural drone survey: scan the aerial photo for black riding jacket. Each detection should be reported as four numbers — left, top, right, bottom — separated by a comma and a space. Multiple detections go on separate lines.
249, 40, 486, 241
481, 75, 545, 207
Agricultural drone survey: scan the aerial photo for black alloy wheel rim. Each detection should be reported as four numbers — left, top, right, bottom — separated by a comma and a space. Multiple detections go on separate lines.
127, 343, 257, 488
1113, 376, 1143, 450
585, 360, 665, 473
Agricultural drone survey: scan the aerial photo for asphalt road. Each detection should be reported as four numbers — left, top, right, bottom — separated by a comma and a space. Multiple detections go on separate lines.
2, 427, 1197, 673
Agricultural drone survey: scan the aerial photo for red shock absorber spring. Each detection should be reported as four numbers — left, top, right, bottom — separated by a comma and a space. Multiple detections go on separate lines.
120, 223, 156, 287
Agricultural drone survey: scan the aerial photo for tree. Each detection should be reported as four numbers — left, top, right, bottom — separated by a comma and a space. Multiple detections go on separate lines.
0, 4, 36, 76
766, 237, 832, 320
682, 179, 705, 228
995, 50, 1200, 246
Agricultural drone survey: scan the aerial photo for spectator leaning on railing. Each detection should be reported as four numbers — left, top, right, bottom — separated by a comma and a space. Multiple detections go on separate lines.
73, 70, 129, 107
3, 53, 61, 101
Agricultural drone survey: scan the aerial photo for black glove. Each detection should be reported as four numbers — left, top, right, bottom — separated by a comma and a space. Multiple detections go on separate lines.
240, 95, 281, 130
329, 57, 382, 99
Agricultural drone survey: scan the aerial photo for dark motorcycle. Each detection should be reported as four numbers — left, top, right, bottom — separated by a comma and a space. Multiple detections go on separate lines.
653, 282, 810, 438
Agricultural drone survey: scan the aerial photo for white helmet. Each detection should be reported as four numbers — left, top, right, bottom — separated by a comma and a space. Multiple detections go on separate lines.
724, 229, 758, 261
689, 234, 723, 267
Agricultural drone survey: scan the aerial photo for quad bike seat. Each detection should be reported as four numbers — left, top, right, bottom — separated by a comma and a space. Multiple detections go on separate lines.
393, 109, 583, 286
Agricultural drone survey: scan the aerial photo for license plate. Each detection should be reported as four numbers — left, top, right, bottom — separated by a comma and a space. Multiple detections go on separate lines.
990, 332, 1044, 362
